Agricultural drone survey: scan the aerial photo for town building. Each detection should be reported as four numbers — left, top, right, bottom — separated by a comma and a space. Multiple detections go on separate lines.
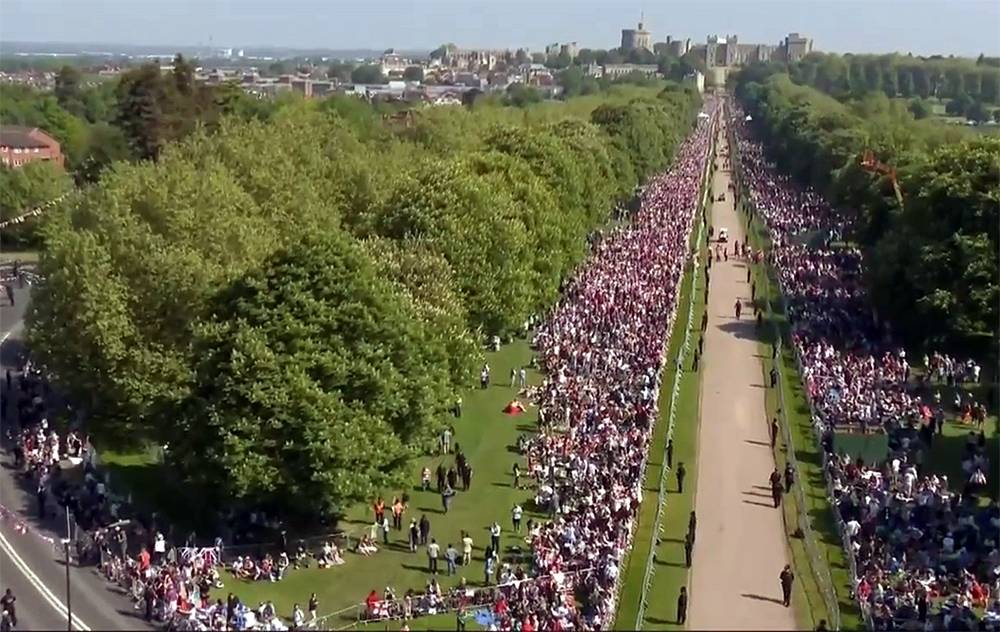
602, 64, 660, 79
695, 32, 815, 68
783, 32, 814, 62
379, 50, 411, 78
0, 126, 64, 169
443, 48, 516, 71
621, 21, 653, 53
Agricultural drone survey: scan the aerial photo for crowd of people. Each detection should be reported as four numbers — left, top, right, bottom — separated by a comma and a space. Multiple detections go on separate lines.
731, 104, 998, 630
469, 98, 719, 631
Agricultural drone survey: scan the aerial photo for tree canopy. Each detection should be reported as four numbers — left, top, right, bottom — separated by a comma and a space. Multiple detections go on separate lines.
29, 84, 702, 518
733, 72, 998, 358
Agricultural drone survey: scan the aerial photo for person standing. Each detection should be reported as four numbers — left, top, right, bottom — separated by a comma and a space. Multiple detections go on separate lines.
676, 586, 688, 624
518, 368, 527, 390
427, 539, 440, 574
688, 511, 697, 545
770, 418, 779, 448
441, 427, 452, 454
441, 485, 456, 514
0, 590, 14, 628
490, 521, 501, 553
445, 543, 459, 576
511, 504, 523, 533
392, 497, 404, 530
408, 520, 419, 552
380, 515, 391, 545
770, 469, 783, 508
484, 554, 496, 585
308, 593, 319, 622
461, 463, 472, 491
421, 467, 431, 492
779, 565, 794, 607
461, 531, 474, 566
512, 462, 521, 489
683, 531, 693, 568
676, 462, 686, 494
784, 463, 795, 493
734, 299, 742, 319
419, 515, 430, 546
666, 439, 674, 469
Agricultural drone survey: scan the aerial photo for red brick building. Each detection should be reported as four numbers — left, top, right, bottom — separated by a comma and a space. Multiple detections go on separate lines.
0, 126, 64, 169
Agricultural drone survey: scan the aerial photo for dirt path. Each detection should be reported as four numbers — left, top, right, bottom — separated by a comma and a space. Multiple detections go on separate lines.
687, 119, 797, 630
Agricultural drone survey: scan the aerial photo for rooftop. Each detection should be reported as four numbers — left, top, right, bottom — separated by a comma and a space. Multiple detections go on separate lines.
0, 126, 52, 149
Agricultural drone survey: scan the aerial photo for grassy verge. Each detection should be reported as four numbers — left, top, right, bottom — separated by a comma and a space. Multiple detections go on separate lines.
101, 340, 543, 630
0, 250, 40, 264
616, 191, 708, 629
744, 212, 862, 631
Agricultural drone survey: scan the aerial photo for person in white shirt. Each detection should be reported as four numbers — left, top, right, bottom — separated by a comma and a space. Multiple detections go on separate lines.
511, 504, 523, 533
292, 604, 305, 628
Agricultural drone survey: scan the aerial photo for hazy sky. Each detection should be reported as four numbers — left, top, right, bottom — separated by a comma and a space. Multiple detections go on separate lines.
2, 0, 998, 56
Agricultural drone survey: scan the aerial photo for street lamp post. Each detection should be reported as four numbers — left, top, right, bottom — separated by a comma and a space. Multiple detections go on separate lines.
62, 505, 72, 632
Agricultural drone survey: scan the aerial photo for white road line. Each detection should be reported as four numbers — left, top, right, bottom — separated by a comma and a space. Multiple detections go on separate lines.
0, 530, 91, 631
1, 320, 91, 632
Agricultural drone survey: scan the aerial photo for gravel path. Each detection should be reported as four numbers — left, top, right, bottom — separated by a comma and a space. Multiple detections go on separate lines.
686, 118, 797, 631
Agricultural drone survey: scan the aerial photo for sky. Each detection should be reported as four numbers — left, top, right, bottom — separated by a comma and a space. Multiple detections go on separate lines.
1, 0, 998, 57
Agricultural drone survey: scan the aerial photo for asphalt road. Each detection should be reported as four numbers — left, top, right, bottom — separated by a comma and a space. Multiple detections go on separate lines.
0, 285, 149, 631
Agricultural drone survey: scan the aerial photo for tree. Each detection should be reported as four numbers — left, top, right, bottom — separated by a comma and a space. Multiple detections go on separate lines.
966, 99, 990, 122
907, 98, 931, 119
54, 65, 84, 114
327, 62, 355, 81
504, 84, 542, 107
168, 231, 455, 517
172, 54, 196, 97
350, 64, 385, 84
402, 66, 424, 82
0, 161, 73, 247
114, 63, 167, 160
946, 93, 973, 117
557, 66, 585, 97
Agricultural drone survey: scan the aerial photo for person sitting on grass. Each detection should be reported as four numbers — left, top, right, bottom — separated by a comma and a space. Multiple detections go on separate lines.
357, 534, 378, 556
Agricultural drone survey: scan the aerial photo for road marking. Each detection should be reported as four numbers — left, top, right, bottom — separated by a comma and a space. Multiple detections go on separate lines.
1, 319, 91, 632
0, 529, 92, 631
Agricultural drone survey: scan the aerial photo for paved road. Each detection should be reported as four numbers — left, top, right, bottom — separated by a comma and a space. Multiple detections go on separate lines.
687, 117, 797, 630
0, 286, 148, 631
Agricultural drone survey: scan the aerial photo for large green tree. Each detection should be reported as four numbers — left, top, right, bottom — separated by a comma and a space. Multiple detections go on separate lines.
169, 232, 454, 517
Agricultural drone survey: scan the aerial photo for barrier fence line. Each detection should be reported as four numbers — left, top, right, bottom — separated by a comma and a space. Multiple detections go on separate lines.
726, 113, 873, 631
633, 117, 716, 631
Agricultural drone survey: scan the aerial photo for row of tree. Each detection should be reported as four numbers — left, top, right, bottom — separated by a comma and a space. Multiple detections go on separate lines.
733, 72, 998, 359
783, 52, 1000, 104
28, 85, 702, 520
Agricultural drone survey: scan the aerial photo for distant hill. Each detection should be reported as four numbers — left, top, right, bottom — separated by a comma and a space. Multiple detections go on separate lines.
2, 41, 430, 61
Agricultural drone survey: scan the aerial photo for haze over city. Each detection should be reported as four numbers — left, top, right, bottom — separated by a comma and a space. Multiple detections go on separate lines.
2, 0, 998, 56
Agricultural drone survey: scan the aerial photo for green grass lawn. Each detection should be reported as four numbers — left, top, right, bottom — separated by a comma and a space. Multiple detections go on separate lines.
102, 340, 543, 629
0, 250, 39, 264
744, 210, 862, 632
